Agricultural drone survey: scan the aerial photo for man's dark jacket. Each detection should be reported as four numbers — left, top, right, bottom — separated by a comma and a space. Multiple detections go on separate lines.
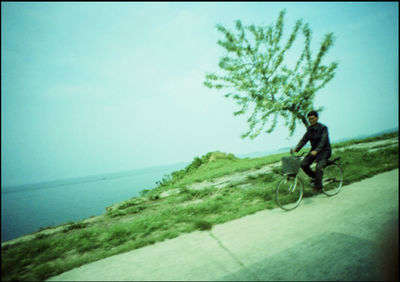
295, 123, 331, 153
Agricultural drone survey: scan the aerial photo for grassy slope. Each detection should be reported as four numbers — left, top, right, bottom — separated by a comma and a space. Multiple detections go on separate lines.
1, 131, 398, 281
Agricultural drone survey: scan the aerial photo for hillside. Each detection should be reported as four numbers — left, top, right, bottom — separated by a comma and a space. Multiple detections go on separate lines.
1, 131, 398, 281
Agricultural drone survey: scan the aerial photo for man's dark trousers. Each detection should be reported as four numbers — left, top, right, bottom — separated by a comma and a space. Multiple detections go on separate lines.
301, 150, 331, 189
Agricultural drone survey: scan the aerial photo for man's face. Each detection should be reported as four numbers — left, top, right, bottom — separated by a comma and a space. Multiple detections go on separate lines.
308, 115, 318, 126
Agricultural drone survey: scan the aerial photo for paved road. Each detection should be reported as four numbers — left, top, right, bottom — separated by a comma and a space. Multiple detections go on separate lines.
48, 169, 398, 281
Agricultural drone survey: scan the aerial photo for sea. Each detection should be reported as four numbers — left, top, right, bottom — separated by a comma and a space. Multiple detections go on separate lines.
1, 162, 188, 243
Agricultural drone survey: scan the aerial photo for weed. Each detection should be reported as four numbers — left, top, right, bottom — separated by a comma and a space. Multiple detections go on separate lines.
76, 238, 98, 253
272, 166, 282, 175
261, 172, 278, 183
107, 209, 127, 218
107, 224, 130, 241
247, 174, 258, 181
63, 221, 89, 232
30, 239, 52, 255
148, 192, 161, 201
139, 189, 151, 197
35, 233, 48, 240
194, 219, 213, 230
160, 230, 180, 241
243, 187, 273, 201
126, 205, 146, 214
33, 263, 57, 281
119, 198, 143, 209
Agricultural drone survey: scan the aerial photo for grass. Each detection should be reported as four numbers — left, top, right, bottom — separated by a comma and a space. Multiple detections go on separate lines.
1, 131, 398, 281
331, 131, 398, 149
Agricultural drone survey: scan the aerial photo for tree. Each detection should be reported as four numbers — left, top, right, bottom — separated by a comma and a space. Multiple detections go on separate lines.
204, 9, 338, 139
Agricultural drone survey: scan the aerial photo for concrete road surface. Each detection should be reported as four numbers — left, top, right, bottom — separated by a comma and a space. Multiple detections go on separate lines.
48, 169, 399, 281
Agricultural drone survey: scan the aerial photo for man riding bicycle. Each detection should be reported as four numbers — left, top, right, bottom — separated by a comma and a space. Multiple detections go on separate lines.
292, 111, 332, 193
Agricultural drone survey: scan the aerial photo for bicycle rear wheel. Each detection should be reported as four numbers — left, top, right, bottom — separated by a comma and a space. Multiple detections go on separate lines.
275, 175, 304, 211
322, 163, 343, 196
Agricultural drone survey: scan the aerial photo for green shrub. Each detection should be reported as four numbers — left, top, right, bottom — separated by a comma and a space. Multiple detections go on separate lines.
76, 238, 97, 253
33, 263, 57, 281
193, 219, 213, 230
104, 224, 133, 247
272, 166, 282, 175
196, 187, 216, 198
260, 173, 278, 183
126, 205, 146, 214
119, 198, 143, 209
30, 239, 52, 255
35, 233, 48, 239
107, 209, 127, 218
139, 189, 151, 196
155, 174, 173, 187
242, 187, 272, 201
147, 191, 161, 201
152, 151, 238, 189
63, 221, 89, 232
190, 200, 224, 215
247, 172, 277, 183
160, 230, 180, 241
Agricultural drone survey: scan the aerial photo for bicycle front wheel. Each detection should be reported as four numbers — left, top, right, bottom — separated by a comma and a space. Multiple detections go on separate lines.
322, 163, 343, 196
275, 175, 304, 211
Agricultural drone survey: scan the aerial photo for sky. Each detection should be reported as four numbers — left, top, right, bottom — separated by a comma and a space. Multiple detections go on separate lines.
1, 2, 398, 187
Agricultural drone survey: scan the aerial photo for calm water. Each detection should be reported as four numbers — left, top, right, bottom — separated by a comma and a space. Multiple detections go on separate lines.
1, 163, 187, 242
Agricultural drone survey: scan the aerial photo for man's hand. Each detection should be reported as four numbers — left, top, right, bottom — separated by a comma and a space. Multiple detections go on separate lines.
311, 150, 318, 156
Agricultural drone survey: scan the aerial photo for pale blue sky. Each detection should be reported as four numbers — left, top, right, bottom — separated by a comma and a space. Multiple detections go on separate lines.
1, 2, 398, 187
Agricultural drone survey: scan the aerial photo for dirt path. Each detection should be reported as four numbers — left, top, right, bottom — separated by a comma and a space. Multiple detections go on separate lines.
47, 169, 399, 281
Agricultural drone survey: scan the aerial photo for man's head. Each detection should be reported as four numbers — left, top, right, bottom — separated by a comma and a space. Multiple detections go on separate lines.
307, 111, 319, 126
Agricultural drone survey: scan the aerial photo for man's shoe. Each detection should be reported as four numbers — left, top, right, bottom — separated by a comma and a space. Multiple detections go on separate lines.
311, 183, 322, 195
311, 188, 322, 195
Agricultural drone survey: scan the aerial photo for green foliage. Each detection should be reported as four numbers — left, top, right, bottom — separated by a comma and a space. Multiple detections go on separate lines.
204, 9, 338, 138
33, 263, 57, 281
243, 187, 273, 201
151, 151, 238, 190
107, 204, 146, 218
139, 189, 151, 197
184, 151, 237, 174
119, 198, 143, 209
63, 221, 89, 232
336, 146, 398, 184
106, 224, 131, 244
247, 172, 278, 183
30, 239, 52, 255
35, 233, 48, 240
147, 191, 161, 201
179, 186, 216, 202
272, 166, 282, 175
155, 174, 173, 187
193, 219, 213, 230
332, 131, 398, 149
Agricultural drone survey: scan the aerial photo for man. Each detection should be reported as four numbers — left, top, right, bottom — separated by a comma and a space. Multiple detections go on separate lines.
292, 111, 332, 193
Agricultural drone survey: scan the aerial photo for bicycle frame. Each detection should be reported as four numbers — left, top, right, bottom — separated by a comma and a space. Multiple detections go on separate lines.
276, 151, 343, 211
289, 150, 340, 181
285, 173, 300, 192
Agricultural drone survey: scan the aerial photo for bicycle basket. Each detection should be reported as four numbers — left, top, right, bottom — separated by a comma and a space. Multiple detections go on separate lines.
281, 156, 301, 175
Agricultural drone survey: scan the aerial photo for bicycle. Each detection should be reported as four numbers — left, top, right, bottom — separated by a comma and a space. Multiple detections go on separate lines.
275, 151, 344, 211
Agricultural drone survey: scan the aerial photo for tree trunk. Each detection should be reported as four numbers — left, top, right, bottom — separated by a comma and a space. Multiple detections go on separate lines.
300, 115, 309, 128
